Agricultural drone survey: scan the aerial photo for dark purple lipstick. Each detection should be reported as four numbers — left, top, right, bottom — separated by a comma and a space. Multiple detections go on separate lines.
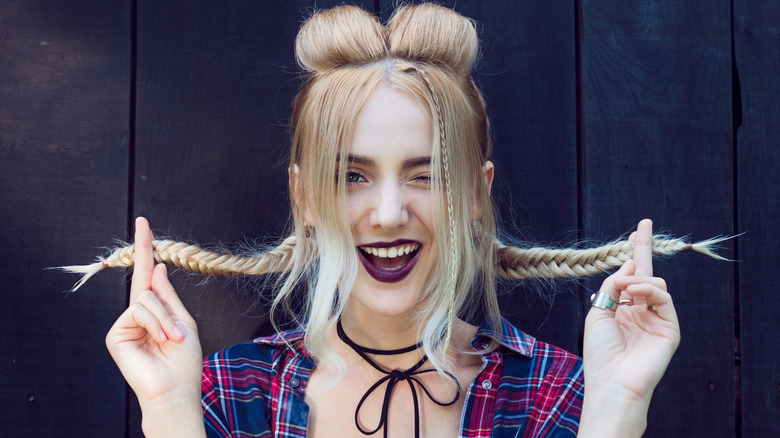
357, 240, 421, 283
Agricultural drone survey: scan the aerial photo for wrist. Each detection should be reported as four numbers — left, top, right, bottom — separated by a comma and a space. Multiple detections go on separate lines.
138, 385, 205, 438
578, 386, 650, 438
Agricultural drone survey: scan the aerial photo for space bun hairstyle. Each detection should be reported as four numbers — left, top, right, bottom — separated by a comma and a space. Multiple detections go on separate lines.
61, 3, 729, 382
294, 5, 387, 72
285, 3, 497, 378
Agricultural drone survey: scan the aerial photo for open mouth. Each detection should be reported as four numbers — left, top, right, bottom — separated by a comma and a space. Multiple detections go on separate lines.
357, 240, 421, 283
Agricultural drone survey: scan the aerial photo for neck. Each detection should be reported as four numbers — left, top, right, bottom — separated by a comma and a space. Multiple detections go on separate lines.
340, 303, 424, 351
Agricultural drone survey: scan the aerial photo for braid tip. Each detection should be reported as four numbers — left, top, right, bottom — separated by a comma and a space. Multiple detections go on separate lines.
50, 259, 109, 291
689, 233, 742, 262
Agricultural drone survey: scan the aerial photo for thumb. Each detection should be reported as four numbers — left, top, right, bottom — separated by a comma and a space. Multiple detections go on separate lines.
587, 260, 635, 321
150, 264, 192, 324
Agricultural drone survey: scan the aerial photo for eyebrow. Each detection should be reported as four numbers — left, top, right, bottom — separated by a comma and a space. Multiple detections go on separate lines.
339, 154, 432, 169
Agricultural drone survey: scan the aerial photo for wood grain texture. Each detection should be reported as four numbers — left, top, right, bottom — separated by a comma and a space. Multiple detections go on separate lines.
582, 0, 735, 436
7, 0, 779, 434
734, 0, 780, 434
129, 1, 366, 435
133, 0, 352, 356
0, 0, 131, 436
380, 0, 582, 354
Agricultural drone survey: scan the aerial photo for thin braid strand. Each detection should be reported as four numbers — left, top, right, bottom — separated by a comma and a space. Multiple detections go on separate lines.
418, 67, 459, 353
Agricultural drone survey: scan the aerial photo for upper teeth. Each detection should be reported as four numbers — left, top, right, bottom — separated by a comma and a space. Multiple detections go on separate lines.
360, 243, 420, 258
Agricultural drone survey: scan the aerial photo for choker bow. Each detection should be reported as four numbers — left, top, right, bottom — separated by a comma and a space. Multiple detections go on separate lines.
337, 320, 460, 438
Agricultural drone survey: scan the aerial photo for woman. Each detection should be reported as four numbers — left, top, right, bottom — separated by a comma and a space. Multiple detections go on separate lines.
105, 4, 680, 437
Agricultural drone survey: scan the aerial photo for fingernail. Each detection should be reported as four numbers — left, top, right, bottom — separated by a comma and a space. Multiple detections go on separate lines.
159, 330, 168, 342
173, 324, 185, 339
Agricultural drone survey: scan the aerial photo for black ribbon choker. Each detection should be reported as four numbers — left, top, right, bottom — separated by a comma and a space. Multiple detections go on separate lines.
337, 320, 460, 438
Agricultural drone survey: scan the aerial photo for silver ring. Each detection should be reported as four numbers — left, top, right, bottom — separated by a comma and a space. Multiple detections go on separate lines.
590, 291, 618, 311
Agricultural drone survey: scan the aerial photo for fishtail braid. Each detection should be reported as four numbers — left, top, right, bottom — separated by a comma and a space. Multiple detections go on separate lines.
59, 233, 730, 290
496, 235, 731, 280
59, 235, 298, 291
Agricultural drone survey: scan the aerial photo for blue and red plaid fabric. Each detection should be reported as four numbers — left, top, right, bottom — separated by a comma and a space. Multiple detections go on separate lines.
202, 318, 583, 437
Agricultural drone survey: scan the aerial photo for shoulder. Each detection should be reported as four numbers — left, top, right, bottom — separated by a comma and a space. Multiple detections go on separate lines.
201, 327, 311, 436
482, 318, 583, 437
477, 317, 582, 377
202, 327, 310, 405
204, 327, 307, 365
516, 338, 583, 407
202, 326, 308, 387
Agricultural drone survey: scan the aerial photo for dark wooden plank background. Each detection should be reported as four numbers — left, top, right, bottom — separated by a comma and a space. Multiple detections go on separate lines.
1, 1, 776, 436
387, 0, 585, 357
581, 1, 736, 435
734, 0, 780, 435
0, 1, 131, 436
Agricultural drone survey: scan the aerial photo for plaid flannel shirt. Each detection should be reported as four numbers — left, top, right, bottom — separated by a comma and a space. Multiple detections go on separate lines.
202, 318, 583, 437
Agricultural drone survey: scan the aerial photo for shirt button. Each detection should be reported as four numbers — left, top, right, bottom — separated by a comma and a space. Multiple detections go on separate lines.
481, 379, 493, 390
289, 377, 301, 388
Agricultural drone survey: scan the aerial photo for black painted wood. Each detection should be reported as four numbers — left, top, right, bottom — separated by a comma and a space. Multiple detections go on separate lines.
132, 0, 371, 350
582, 0, 735, 436
734, 0, 780, 435
129, 1, 366, 435
135, 0, 295, 359
379, 0, 582, 354
7, 0, 780, 434
0, 0, 131, 436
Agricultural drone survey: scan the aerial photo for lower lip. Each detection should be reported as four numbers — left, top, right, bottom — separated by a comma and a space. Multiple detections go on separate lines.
357, 247, 421, 283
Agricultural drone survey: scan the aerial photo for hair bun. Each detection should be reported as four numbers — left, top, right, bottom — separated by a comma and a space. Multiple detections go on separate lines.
295, 5, 387, 73
387, 4, 479, 75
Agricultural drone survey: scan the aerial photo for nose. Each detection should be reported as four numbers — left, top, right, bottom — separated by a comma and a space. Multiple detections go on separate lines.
370, 180, 409, 230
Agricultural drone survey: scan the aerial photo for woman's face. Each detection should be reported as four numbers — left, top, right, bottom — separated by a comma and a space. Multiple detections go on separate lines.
344, 84, 437, 321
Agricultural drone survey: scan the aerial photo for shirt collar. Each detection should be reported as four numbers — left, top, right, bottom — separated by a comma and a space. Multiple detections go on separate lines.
473, 317, 535, 358
253, 325, 312, 358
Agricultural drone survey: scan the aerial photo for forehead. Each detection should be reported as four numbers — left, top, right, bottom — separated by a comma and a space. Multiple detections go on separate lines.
349, 85, 433, 159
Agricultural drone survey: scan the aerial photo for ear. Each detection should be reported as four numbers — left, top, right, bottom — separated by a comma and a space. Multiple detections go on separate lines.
469, 160, 494, 221
290, 164, 316, 226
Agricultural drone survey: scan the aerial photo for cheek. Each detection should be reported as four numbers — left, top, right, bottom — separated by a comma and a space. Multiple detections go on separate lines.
346, 191, 371, 229
408, 191, 434, 227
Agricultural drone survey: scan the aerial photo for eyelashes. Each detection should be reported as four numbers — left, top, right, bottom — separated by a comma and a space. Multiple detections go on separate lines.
335, 171, 432, 187
335, 170, 367, 185
346, 171, 367, 184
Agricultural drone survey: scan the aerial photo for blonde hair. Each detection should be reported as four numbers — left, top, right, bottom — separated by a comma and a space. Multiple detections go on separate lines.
284, 3, 494, 375
60, 4, 731, 380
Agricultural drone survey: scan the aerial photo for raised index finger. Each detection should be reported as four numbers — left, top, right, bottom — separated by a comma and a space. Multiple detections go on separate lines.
633, 218, 654, 277
130, 216, 155, 301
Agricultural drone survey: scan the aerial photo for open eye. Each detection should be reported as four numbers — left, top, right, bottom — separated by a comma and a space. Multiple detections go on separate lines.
342, 170, 367, 185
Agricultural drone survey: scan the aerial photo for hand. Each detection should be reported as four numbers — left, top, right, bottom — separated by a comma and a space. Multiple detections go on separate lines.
579, 219, 681, 436
106, 217, 205, 436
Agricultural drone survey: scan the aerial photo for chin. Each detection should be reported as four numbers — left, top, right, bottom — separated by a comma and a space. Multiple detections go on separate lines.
348, 273, 427, 319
